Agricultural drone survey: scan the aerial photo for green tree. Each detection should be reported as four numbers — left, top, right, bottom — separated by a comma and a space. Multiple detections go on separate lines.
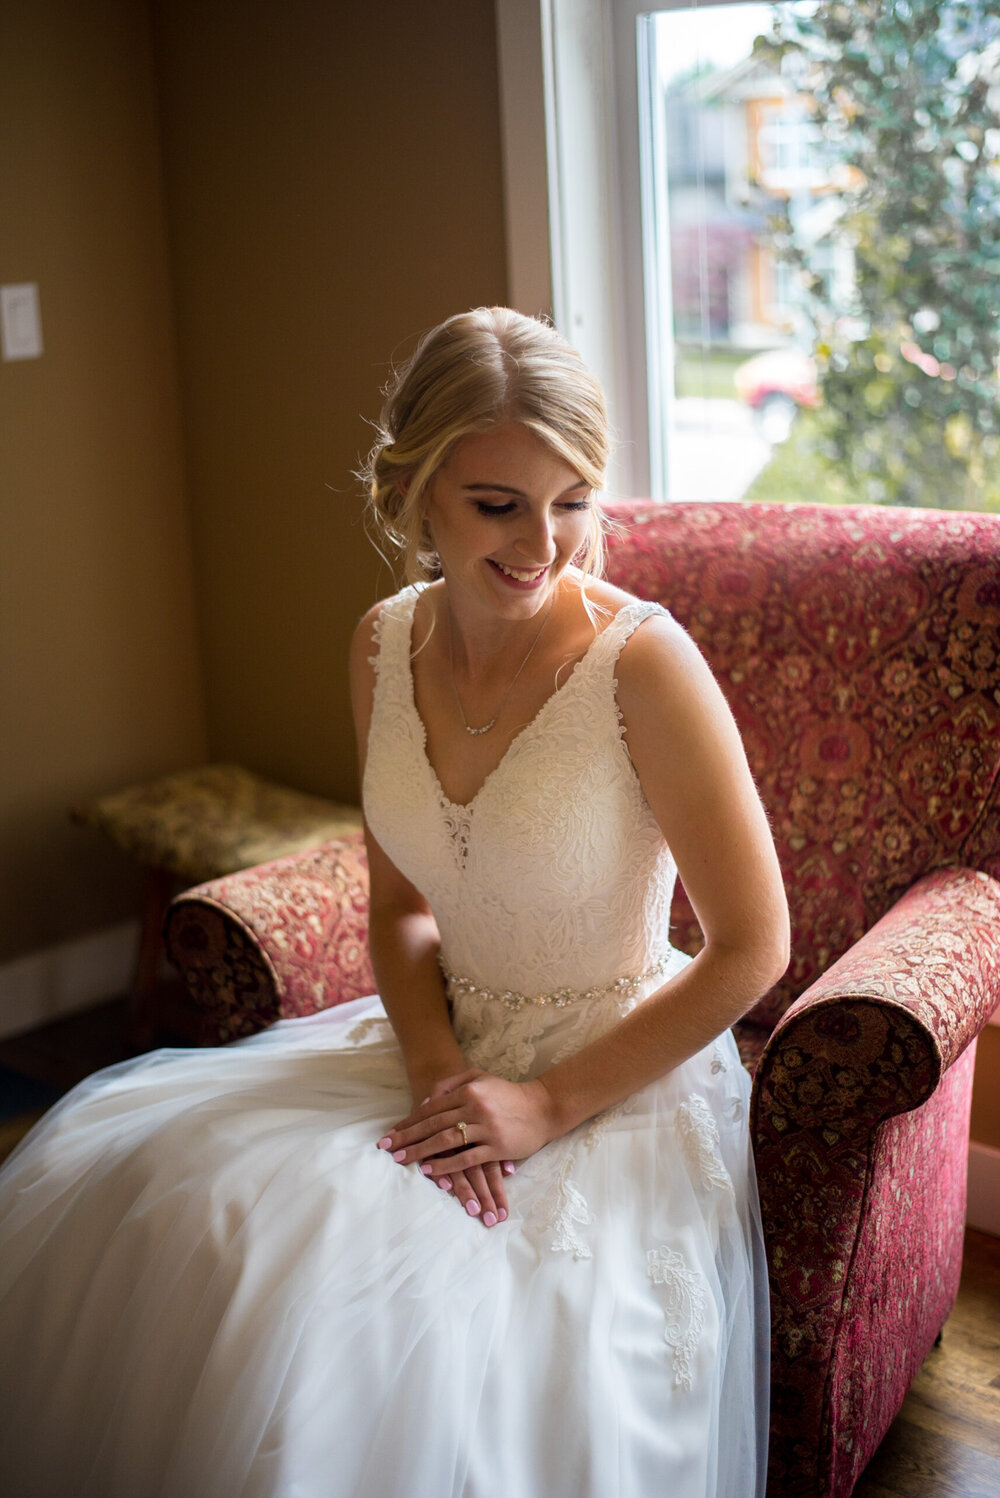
762, 0, 1000, 510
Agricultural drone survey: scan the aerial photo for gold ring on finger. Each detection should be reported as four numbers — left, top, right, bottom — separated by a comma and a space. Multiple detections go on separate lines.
457, 1120, 468, 1148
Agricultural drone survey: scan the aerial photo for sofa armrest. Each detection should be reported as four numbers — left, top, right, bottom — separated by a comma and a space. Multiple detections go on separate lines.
164, 832, 374, 1043
751, 865, 999, 1498
751, 866, 1000, 1139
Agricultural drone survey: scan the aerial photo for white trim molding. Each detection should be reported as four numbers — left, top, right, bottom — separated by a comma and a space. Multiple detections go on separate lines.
497, 0, 652, 499
496, 0, 554, 317
0, 922, 138, 1042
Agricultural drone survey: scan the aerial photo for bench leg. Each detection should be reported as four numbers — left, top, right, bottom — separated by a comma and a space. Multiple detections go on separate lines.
128, 867, 176, 1051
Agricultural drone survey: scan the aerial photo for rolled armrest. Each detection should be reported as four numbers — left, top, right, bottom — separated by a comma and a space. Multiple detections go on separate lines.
164, 832, 374, 1043
751, 866, 1000, 1138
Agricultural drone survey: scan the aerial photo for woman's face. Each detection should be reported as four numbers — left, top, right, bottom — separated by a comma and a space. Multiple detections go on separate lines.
423, 422, 594, 621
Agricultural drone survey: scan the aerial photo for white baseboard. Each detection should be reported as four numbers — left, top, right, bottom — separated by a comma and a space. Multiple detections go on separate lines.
967, 1141, 1000, 1236
0, 922, 139, 1042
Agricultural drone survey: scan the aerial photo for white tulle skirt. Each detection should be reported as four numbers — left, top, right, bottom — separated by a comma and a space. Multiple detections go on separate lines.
0, 989, 768, 1498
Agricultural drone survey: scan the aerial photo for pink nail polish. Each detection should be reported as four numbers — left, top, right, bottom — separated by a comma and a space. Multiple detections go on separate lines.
465, 1199, 481, 1217
498, 1208, 507, 1221
420, 1163, 434, 1176
438, 1177, 452, 1191
392, 1149, 406, 1163
502, 1161, 516, 1175
420, 1097, 430, 1105
483, 1211, 497, 1227
377, 1137, 392, 1150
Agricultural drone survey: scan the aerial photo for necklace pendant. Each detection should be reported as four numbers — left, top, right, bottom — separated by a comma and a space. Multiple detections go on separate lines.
449, 592, 556, 741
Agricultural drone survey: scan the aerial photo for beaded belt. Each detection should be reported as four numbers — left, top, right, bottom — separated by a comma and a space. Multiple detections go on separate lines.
440, 954, 673, 1013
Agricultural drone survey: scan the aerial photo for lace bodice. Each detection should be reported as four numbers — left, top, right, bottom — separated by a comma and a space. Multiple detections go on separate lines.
363, 588, 679, 1054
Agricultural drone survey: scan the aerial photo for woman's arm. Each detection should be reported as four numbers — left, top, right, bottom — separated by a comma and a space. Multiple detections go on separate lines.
349, 606, 465, 1089
533, 610, 789, 1132
384, 610, 789, 1170
350, 607, 511, 1223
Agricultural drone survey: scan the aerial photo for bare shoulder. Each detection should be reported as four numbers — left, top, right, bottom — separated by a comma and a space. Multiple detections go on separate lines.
612, 603, 740, 765
613, 601, 712, 697
617, 604, 706, 670
577, 576, 713, 705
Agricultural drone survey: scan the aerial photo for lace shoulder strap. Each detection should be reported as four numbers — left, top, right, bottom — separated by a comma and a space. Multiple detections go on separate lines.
584, 597, 671, 678
368, 585, 420, 681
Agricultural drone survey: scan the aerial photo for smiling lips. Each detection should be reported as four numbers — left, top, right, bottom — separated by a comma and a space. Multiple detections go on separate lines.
489, 559, 549, 585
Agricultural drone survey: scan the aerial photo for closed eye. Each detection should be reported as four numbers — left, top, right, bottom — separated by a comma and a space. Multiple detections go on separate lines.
473, 495, 591, 517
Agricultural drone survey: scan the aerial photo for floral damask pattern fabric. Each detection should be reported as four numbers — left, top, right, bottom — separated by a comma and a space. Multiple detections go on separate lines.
164, 501, 1000, 1498
758, 1048, 975, 1496
823, 1053, 974, 1495
603, 501, 1000, 1027
752, 867, 1000, 1495
166, 836, 375, 1042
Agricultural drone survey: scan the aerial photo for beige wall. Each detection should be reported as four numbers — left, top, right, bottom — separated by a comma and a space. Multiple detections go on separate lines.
152, 0, 508, 800
0, 0, 505, 985
0, 0, 206, 967
971, 1023, 1000, 1150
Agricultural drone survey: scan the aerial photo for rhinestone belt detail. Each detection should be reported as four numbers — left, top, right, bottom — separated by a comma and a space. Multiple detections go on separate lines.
440, 955, 672, 1013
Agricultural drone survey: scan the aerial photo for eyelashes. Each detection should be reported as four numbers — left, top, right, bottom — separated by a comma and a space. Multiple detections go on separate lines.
474, 500, 591, 517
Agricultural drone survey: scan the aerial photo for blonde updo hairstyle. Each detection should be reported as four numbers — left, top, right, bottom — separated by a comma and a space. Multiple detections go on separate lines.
364, 307, 611, 587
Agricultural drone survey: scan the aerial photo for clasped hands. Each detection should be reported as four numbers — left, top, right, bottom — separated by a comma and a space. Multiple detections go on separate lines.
376, 1068, 556, 1228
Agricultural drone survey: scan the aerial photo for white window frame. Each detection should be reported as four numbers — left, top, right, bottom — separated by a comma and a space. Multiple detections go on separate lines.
496, 0, 762, 501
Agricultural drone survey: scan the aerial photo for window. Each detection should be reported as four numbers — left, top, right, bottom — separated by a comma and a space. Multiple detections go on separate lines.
498, 0, 1000, 511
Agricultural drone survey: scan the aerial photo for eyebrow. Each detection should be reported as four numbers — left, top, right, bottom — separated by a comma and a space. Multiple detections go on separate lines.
461, 481, 589, 497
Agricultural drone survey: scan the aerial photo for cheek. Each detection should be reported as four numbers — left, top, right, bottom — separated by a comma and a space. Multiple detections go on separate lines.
565, 514, 596, 561
428, 509, 493, 561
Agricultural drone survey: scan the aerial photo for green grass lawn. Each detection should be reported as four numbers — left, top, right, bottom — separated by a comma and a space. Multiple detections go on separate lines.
671, 352, 999, 508
744, 409, 1000, 509
744, 410, 854, 505
673, 347, 749, 400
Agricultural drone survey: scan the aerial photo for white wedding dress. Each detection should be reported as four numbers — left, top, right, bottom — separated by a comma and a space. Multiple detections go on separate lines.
0, 588, 768, 1498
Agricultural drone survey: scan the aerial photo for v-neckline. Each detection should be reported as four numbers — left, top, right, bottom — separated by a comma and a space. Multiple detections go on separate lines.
405, 592, 635, 815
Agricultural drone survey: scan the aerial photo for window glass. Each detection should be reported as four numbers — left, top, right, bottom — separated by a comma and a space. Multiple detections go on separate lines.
649, 0, 1000, 511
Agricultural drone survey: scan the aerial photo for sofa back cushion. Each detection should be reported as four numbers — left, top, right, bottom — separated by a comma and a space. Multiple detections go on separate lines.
603, 500, 1000, 1026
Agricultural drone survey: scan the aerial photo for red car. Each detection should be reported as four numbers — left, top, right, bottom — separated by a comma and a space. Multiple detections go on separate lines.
734, 348, 819, 443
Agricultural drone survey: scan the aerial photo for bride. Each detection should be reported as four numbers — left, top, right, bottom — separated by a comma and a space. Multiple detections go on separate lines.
0, 307, 788, 1498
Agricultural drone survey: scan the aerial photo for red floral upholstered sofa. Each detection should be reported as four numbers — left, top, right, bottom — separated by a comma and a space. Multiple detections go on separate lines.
166, 501, 1000, 1498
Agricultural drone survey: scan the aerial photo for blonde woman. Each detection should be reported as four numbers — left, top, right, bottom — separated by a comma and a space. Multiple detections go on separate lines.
0, 308, 787, 1498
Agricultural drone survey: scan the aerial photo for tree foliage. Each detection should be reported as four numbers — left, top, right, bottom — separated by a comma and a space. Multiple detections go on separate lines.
762, 0, 1000, 509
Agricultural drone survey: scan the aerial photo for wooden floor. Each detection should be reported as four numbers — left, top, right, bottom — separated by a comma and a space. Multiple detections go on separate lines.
0, 998, 997, 1496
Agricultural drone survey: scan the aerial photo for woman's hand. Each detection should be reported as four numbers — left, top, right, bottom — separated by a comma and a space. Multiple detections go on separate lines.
377, 1069, 558, 1227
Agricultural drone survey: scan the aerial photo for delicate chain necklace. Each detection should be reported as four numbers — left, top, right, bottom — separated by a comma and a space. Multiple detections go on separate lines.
449, 595, 556, 736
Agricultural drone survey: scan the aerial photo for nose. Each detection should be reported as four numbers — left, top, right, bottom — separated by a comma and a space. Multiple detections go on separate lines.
515, 507, 557, 565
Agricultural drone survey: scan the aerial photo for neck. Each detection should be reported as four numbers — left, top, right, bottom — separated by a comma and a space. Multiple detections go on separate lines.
445, 587, 563, 681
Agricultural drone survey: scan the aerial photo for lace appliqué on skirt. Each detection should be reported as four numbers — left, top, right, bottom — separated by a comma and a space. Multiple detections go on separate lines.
345, 1015, 392, 1045
531, 1153, 596, 1261
676, 1094, 735, 1196
647, 1245, 708, 1392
